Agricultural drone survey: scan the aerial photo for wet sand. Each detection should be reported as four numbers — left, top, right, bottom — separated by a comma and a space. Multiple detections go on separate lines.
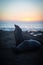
0, 30, 43, 65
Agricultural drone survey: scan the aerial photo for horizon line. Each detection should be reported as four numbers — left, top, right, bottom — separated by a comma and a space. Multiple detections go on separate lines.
0, 20, 43, 22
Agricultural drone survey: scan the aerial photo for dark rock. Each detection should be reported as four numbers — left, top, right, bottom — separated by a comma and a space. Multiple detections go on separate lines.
14, 25, 24, 46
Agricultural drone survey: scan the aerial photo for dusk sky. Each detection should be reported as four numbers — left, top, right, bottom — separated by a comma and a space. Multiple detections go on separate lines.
0, 0, 43, 22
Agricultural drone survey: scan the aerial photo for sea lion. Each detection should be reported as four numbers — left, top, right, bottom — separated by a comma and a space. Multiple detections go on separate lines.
13, 25, 41, 52
14, 25, 24, 46
16, 39, 41, 51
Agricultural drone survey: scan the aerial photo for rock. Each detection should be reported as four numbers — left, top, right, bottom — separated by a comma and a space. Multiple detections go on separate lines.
16, 39, 41, 51
14, 25, 24, 46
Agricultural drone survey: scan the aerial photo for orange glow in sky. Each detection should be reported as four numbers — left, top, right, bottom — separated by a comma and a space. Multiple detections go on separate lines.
0, 0, 43, 22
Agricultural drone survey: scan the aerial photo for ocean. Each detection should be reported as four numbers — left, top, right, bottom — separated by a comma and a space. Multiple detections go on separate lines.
0, 21, 43, 31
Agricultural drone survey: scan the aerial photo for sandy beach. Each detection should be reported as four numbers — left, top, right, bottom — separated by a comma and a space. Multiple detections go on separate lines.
0, 30, 43, 65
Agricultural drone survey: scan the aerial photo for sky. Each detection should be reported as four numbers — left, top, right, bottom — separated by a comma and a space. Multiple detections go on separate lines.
0, 0, 43, 22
